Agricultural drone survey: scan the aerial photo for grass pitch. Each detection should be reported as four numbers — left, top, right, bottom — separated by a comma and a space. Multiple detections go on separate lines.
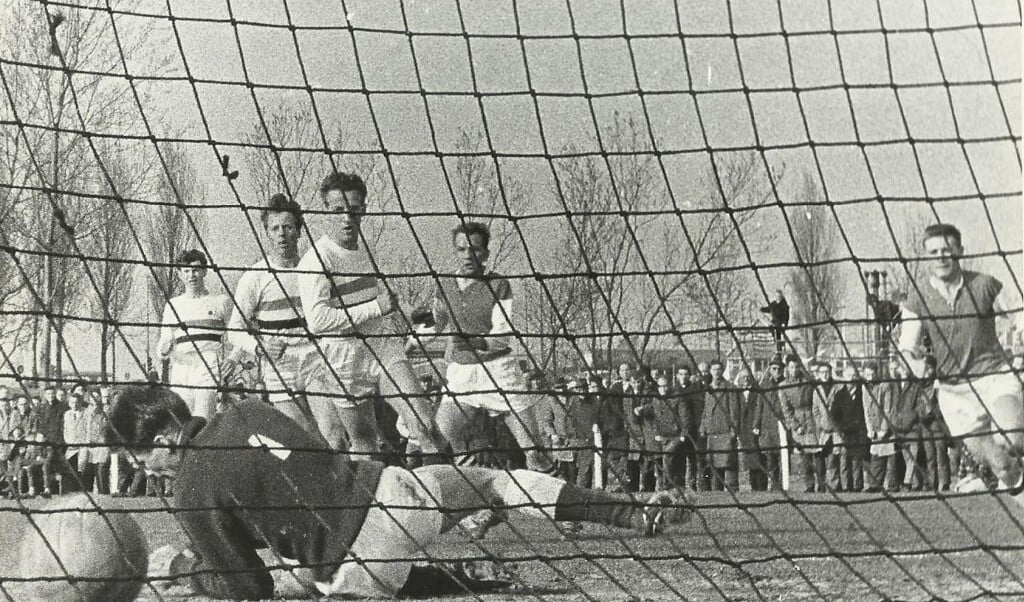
2, 490, 1023, 601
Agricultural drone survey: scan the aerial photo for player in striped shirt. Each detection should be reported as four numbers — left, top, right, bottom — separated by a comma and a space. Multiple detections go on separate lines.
227, 194, 319, 436
297, 172, 444, 459
157, 249, 231, 420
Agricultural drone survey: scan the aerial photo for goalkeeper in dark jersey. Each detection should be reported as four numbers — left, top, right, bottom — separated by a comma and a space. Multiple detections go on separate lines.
106, 384, 691, 600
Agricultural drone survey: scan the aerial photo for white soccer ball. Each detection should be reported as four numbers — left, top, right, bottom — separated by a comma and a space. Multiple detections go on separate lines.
13, 493, 149, 602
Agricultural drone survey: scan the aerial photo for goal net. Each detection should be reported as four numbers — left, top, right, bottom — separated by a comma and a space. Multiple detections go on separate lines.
0, 0, 1021, 600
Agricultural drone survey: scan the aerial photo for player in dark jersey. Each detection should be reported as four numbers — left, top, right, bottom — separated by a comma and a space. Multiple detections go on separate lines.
409, 221, 554, 473
897, 223, 1024, 504
106, 384, 692, 599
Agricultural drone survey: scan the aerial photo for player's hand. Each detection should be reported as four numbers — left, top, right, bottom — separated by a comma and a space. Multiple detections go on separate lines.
752, 428, 760, 436
261, 338, 287, 361
377, 289, 399, 314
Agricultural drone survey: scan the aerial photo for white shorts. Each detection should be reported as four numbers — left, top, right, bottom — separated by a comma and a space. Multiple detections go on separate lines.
261, 343, 312, 403
937, 370, 1024, 439
316, 466, 444, 598
168, 352, 220, 407
444, 355, 536, 414
299, 338, 406, 409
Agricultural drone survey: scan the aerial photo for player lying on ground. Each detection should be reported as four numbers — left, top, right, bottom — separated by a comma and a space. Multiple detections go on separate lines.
898, 223, 1024, 504
105, 384, 692, 600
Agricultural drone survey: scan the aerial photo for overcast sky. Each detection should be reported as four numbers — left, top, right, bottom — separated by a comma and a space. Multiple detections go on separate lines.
3, 0, 1021, 376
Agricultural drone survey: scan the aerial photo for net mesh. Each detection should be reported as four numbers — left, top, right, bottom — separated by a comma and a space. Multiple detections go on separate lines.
0, 0, 1022, 600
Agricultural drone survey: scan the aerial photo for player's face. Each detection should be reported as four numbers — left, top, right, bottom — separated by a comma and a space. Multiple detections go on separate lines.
264, 211, 300, 261
816, 365, 832, 381
618, 364, 632, 381
769, 364, 782, 379
785, 361, 800, 380
923, 234, 963, 283
323, 188, 366, 248
710, 363, 723, 380
676, 368, 689, 384
178, 262, 207, 292
453, 232, 489, 276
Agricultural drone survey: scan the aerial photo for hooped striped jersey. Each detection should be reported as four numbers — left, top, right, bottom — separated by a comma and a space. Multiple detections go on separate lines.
228, 258, 311, 355
297, 236, 385, 341
158, 294, 231, 360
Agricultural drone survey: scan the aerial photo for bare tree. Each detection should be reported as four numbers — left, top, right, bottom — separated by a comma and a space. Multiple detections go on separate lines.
787, 173, 844, 359
634, 151, 782, 356
445, 129, 528, 272
1, 2, 164, 378
888, 204, 934, 298
241, 100, 325, 209
87, 140, 151, 380
0, 131, 28, 347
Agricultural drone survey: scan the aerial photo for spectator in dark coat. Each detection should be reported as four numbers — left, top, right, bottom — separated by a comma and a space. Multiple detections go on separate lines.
572, 379, 604, 489
915, 358, 950, 491
863, 362, 897, 492
831, 364, 868, 492
753, 359, 785, 491
778, 356, 826, 493
736, 370, 767, 491
812, 362, 842, 491
626, 379, 658, 493
599, 363, 635, 492
760, 290, 790, 352
701, 362, 740, 491
651, 375, 694, 490
1, 427, 26, 498
889, 359, 928, 492
671, 365, 705, 490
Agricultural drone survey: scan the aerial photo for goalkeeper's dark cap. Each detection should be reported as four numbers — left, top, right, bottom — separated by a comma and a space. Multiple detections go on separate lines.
104, 384, 191, 451
768, 355, 785, 367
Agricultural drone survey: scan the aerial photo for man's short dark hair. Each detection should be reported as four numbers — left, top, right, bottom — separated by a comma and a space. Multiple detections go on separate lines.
709, 359, 724, 369
922, 223, 962, 247
177, 249, 208, 267
104, 385, 191, 452
319, 171, 367, 199
783, 353, 801, 366
261, 193, 304, 230
452, 221, 490, 249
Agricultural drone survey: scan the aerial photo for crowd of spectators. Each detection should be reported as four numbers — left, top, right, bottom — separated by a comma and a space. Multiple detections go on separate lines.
2, 349, 1019, 500
0, 382, 167, 500
395, 352, 1020, 496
